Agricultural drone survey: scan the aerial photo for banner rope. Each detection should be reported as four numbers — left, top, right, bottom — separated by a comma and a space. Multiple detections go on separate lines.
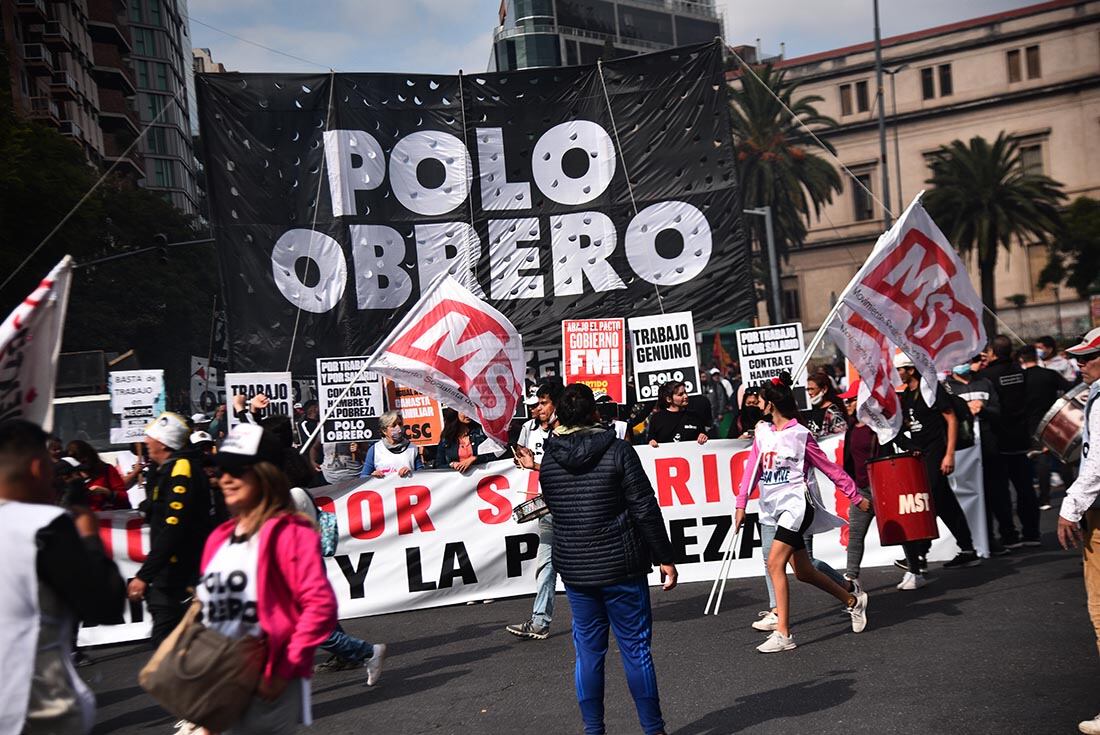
456, 71, 480, 284
285, 70, 337, 372
596, 59, 665, 314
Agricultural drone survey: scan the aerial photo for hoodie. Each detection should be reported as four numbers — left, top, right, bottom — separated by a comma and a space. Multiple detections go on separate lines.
538, 426, 674, 587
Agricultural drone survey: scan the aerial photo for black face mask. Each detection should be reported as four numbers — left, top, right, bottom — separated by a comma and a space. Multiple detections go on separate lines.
740, 406, 764, 428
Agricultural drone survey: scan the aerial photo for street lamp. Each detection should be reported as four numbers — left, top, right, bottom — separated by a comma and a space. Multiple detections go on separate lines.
883, 63, 909, 215
744, 206, 782, 324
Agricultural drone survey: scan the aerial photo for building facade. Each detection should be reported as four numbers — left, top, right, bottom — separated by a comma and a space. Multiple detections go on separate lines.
492, 0, 723, 71
733, 0, 1100, 340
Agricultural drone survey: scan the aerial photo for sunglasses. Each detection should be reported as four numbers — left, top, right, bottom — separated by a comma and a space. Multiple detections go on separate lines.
217, 464, 253, 479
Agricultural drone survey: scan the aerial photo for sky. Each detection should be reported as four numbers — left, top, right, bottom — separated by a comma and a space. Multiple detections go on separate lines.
188, 0, 1042, 75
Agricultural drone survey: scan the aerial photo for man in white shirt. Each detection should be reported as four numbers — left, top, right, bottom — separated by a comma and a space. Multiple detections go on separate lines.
1056, 328, 1100, 735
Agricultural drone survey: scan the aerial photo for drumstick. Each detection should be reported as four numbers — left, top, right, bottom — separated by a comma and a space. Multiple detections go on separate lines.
714, 527, 743, 616
704, 523, 738, 615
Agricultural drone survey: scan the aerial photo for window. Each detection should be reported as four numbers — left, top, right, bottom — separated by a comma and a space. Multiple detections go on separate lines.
134, 28, 156, 56
855, 80, 869, 112
154, 62, 168, 91
1025, 45, 1041, 78
853, 172, 875, 221
781, 278, 801, 321
148, 0, 162, 26
618, 7, 674, 45
938, 64, 953, 96
153, 158, 175, 188
556, 0, 616, 35
147, 126, 167, 154
839, 84, 853, 116
135, 60, 148, 88
1019, 143, 1043, 175
1007, 49, 1021, 83
921, 67, 935, 99
142, 92, 164, 121
129, 0, 142, 23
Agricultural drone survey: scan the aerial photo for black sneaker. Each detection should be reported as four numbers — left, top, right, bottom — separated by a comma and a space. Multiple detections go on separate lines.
989, 542, 1011, 556
943, 550, 981, 569
1002, 535, 1024, 549
506, 620, 549, 640
893, 556, 928, 573
1021, 538, 1042, 548
314, 655, 357, 673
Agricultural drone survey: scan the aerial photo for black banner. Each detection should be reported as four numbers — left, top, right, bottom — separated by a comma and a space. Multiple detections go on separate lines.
197, 41, 752, 372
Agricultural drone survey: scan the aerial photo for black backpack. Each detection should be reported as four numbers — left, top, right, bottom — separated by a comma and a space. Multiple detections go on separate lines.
941, 381, 976, 451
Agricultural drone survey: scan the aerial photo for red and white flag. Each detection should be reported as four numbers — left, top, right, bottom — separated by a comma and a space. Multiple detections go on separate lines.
368, 275, 525, 448
841, 194, 986, 407
825, 305, 902, 442
0, 257, 73, 431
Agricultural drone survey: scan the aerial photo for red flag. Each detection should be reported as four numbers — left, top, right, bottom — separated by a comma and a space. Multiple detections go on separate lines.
0, 257, 73, 431
367, 276, 524, 448
825, 304, 902, 441
712, 331, 733, 370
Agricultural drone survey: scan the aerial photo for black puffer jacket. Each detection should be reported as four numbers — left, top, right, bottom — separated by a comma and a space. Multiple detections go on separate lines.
539, 427, 674, 587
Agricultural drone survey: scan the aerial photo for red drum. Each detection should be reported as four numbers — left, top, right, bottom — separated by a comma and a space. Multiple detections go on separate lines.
1035, 383, 1088, 463
867, 452, 939, 546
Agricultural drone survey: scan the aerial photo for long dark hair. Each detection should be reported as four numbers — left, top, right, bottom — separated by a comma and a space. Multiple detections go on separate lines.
66, 440, 106, 473
656, 380, 685, 410
441, 408, 481, 444
759, 372, 799, 419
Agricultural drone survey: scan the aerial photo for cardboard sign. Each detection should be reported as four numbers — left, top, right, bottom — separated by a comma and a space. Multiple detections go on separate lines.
316, 357, 383, 443
108, 370, 165, 444
384, 381, 443, 446
627, 311, 700, 400
563, 318, 626, 402
224, 371, 293, 430
736, 323, 807, 387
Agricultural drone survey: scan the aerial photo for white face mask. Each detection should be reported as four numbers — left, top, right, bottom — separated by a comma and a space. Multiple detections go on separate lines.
1037, 348, 1049, 360
810, 392, 824, 406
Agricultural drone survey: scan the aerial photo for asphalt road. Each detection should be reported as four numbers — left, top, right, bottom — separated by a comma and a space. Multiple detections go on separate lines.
83, 509, 1097, 735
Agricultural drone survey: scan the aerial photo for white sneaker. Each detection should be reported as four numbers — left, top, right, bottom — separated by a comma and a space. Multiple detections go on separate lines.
897, 572, 927, 591
365, 643, 386, 686
751, 610, 778, 631
848, 577, 863, 597
1080, 713, 1100, 734
756, 630, 796, 653
173, 722, 199, 735
846, 589, 869, 633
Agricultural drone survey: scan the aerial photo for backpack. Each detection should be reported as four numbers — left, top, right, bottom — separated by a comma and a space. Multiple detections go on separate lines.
941, 382, 976, 451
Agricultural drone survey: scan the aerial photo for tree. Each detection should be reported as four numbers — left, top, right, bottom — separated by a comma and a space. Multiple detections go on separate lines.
1039, 196, 1100, 298
727, 64, 843, 321
923, 132, 1065, 337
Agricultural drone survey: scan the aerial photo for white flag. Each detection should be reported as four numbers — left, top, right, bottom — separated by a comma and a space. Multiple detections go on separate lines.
0, 257, 73, 431
840, 194, 986, 406
825, 304, 903, 442
367, 275, 524, 448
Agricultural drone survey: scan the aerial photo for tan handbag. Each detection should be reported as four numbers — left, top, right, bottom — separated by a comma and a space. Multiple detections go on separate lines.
138, 600, 267, 731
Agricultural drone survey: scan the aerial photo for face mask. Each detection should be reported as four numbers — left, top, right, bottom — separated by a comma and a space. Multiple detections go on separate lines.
952, 364, 971, 376
810, 392, 824, 406
740, 406, 764, 428
1037, 348, 1049, 359
388, 427, 404, 442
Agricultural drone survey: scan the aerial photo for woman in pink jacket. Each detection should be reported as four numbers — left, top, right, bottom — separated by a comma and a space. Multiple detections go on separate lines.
199, 424, 338, 734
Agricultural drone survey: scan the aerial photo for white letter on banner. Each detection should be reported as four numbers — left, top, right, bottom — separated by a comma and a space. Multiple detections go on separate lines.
414, 223, 487, 297
531, 121, 616, 206
389, 131, 470, 216
349, 225, 413, 309
323, 130, 386, 217
488, 218, 543, 300
625, 201, 712, 286
548, 212, 626, 296
476, 128, 531, 211
271, 229, 346, 313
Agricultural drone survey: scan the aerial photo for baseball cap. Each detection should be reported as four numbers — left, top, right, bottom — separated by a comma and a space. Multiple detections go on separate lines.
709, 367, 721, 375
214, 424, 285, 470
593, 390, 613, 404
1066, 327, 1100, 360
145, 412, 190, 450
190, 430, 214, 446
838, 380, 860, 400
892, 353, 915, 369
191, 412, 208, 424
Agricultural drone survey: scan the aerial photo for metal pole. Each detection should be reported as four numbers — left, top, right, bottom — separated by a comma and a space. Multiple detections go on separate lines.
873, 0, 892, 229
890, 71, 904, 214
744, 207, 783, 324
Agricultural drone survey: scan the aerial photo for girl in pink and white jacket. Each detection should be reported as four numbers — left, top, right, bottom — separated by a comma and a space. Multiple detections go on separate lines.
734, 373, 871, 654
200, 424, 338, 734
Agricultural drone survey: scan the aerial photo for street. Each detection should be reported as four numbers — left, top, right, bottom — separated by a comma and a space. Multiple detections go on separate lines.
85, 509, 1096, 735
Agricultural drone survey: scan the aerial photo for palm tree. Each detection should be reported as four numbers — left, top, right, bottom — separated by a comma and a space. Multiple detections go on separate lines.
727, 64, 843, 322
923, 132, 1066, 337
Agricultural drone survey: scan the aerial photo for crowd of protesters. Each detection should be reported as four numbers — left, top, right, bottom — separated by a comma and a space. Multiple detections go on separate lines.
1, 328, 1097, 735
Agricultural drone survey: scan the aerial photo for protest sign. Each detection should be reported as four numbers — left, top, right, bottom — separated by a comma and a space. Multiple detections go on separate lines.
563, 318, 626, 402
385, 381, 443, 446
224, 371, 293, 430
109, 370, 165, 444
735, 322, 806, 387
317, 357, 383, 443
82, 435, 981, 645
628, 311, 700, 399
196, 42, 753, 372
190, 356, 222, 414
293, 377, 318, 405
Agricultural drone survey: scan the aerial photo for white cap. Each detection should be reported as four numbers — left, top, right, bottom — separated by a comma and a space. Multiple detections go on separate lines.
144, 412, 189, 450
191, 412, 208, 423
190, 430, 214, 445
61, 456, 81, 468
709, 367, 721, 374
892, 353, 915, 369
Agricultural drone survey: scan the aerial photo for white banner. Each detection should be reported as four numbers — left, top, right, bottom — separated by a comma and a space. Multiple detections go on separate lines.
81, 436, 986, 646
225, 371, 292, 430
628, 311, 700, 399
108, 370, 165, 445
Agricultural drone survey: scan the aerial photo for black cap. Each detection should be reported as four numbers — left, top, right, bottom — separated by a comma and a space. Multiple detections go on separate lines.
215, 424, 286, 469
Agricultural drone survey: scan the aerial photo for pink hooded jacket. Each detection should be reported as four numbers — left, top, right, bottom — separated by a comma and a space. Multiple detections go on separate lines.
201, 513, 338, 682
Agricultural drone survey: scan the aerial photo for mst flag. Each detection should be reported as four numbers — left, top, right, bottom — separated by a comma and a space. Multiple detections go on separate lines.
825, 304, 902, 441
840, 194, 986, 406
0, 257, 72, 431
368, 275, 524, 447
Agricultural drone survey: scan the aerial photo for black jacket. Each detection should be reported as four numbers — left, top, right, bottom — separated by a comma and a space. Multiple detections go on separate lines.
136, 449, 221, 588
978, 358, 1029, 453
538, 427, 674, 587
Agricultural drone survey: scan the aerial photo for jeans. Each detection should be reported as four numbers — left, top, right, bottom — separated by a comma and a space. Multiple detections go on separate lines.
845, 486, 874, 579
146, 584, 191, 647
532, 515, 556, 627
565, 578, 665, 735
903, 448, 974, 573
761, 523, 849, 609
320, 623, 374, 662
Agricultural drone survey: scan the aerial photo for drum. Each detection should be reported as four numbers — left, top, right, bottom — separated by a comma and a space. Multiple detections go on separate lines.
867, 452, 939, 546
512, 494, 549, 523
1035, 383, 1089, 463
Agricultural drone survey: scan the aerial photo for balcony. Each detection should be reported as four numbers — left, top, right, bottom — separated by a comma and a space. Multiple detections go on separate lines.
50, 71, 79, 101
22, 44, 55, 75
86, 20, 132, 52
99, 109, 140, 137
60, 119, 84, 140
104, 154, 144, 179
91, 65, 136, 96
16, 0, 47, 22
28, 96, 61, 127
42, 21, 73, 51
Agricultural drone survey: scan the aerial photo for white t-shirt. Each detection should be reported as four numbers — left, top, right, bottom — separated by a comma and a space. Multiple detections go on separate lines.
198, 532, 262, 639
519, 419, 551, 463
